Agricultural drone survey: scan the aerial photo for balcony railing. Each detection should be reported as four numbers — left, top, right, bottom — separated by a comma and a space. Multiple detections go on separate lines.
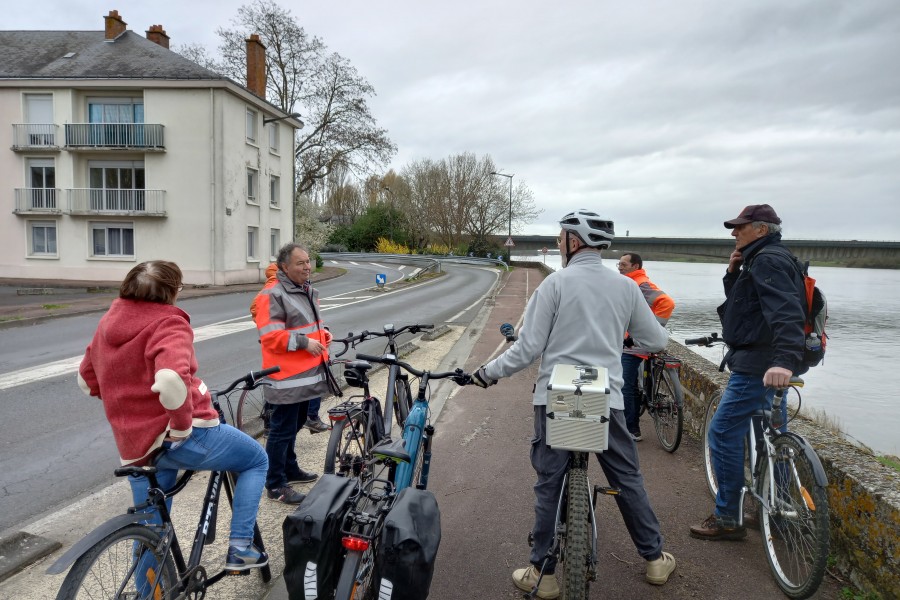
64, 123, 165, 150
11, 124, 60, 150
13, 188, 62, 214
68, 188, 166, 216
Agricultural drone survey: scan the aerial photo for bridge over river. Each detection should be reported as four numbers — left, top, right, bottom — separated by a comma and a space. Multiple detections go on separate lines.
501, 235, 900, 266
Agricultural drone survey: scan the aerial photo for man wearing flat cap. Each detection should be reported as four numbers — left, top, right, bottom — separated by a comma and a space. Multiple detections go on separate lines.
690, 204, 807, 541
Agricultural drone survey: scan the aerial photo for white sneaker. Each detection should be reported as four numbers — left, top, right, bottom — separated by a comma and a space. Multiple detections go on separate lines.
512, 565, 559, 599
646, 551, 676, 585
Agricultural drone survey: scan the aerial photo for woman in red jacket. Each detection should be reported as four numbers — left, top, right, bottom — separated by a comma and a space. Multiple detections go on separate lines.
78, 260, 269, 571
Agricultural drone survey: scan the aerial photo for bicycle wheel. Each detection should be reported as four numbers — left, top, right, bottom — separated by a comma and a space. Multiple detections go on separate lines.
325, 405, 371, 477
334, 545, 378, 600
55, 524, 178, 600
393, 377, 412, 428
651, 364, 684, 452
236, 386, 270, 435
758, 435, 829, 599
559, 466, 591, 599
701, 392, 722, 498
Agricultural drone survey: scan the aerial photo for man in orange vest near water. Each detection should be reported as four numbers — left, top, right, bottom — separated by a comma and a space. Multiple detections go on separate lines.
253, 243, 333, 504
618, 252, 675, 441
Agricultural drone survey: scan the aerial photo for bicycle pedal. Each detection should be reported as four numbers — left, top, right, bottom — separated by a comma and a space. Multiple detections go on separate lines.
224, 568, 252, 577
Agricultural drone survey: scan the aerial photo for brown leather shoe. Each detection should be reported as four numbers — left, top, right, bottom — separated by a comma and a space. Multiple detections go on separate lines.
690, 514, 747, 541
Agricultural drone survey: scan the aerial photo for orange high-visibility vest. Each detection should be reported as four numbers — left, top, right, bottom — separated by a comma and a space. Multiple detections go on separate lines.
624, 269, 675, 324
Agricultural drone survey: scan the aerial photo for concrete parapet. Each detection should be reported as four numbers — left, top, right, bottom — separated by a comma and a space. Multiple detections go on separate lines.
668, 340, 900, 598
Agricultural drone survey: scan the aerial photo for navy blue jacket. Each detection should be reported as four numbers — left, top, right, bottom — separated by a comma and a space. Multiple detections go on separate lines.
717, 233, 806, 376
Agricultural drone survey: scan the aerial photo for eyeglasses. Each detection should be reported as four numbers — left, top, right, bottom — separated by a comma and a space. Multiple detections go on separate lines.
177, 285, 184, 292
556, 236, 563, 245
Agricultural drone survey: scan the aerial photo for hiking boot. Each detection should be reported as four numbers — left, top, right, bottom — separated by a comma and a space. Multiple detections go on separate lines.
304, 417, 329, 434
630, 431, 643, 442
225, 544, 269, 571
689, 514, 747, 541
511, 565, 559, 599
286, 468, 319, 484
267, 486, 306, 505
646, 551, 676, 585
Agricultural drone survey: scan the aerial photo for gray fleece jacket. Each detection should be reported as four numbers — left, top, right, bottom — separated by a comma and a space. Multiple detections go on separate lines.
483, 250, 669, 410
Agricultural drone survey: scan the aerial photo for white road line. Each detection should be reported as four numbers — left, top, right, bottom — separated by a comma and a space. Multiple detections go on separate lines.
0, 277, 444, 390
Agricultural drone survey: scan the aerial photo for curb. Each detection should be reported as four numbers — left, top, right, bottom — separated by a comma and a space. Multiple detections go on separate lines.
0, 532, 61, 583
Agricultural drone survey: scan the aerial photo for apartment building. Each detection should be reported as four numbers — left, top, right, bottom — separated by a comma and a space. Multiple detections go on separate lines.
0, 10, 299, 285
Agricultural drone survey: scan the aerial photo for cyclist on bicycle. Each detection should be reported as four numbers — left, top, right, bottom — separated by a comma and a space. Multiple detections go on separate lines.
617, 252, 675, 441
690, 204, 807, 541
471, 210, 677, 598
77, 260, 270, 571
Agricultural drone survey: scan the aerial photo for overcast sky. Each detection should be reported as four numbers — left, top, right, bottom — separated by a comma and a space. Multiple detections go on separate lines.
8, 0, 900, 240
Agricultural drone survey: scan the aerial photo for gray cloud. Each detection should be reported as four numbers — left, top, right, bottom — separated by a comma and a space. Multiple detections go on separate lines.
9, 0, 899, 239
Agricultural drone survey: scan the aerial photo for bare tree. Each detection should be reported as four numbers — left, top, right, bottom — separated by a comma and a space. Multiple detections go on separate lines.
194, 0, 396, 195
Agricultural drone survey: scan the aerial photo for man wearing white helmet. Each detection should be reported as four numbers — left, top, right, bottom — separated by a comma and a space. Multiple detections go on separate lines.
471, 210, 677, 598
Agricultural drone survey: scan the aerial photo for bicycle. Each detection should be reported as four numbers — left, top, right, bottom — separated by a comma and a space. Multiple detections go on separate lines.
47, 367, 279, 600
686, 333, 830, 599
501, 324, 619, 600
632, 348, 684, 452
330, 353, 470, 600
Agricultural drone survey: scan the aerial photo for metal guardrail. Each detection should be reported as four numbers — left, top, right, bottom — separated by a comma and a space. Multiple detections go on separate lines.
68, 189, 166, 216
13, 188, 62, 213
11, 124, 59, 150
64, 123, 165, 149
319, 252, 510, 274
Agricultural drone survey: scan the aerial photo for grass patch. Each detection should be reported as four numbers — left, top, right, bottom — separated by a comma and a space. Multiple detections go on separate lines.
42, 304, 70, 310
841, 587, 882, 600
0, 316, 23, 323
876, 454, 900, 473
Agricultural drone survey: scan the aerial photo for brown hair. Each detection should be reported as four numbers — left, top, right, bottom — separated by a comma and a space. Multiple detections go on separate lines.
119, 261, 183, 305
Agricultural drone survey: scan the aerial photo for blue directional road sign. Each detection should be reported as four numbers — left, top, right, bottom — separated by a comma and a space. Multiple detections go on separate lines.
376, 273, 386, 287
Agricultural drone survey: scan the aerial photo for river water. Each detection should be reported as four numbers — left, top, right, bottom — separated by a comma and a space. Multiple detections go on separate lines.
514, 253, 900, 457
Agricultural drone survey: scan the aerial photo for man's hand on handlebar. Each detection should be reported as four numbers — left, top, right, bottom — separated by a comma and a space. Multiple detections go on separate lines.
471, 367, 497, 389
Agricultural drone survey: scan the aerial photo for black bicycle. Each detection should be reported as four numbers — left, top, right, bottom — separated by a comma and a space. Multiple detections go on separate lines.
47, 367, 279, 600
632, 349, 685, 451
687, 334, 829, 599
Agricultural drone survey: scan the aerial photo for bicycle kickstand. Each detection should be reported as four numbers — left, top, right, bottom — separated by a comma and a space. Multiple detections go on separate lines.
523, 555, 555, 599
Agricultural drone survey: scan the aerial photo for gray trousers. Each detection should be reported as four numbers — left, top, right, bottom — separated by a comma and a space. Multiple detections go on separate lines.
529, 405, 664, 572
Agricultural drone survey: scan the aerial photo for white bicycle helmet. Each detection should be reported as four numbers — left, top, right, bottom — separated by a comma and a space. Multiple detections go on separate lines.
559, 209, 615, 249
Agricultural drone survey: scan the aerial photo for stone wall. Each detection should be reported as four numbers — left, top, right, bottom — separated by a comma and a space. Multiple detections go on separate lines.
667, 341, 900, 598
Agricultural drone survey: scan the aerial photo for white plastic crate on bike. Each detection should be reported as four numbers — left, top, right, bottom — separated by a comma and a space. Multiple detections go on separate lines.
546, 364, 610, 453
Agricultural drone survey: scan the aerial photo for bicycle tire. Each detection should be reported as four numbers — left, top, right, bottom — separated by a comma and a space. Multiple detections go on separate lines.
236, 386, 269, 435
651, 365, 684, 452
55, 524, 178, 600
560, 466, 591, 600
701, 391, 722, 498
759, 435, 830, 599
324, 405, 371, 477
393, 377, 412, 428
333, 546, 378, 600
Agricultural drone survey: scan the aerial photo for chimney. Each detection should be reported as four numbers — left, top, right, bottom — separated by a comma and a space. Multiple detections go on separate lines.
246, 34, 267, 98
104, 10, 127, 40
146, 25, 170, 49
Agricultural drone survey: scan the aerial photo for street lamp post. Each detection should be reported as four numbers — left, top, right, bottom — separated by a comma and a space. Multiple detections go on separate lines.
491, 171, 514, 263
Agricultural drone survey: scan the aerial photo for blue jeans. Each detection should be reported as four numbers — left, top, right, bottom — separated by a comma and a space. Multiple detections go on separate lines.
621, 353, 643, 434
128, 424, 268, 546
708, 372, 774, 520
307, 397, 321, 420
265, 400, 312, 490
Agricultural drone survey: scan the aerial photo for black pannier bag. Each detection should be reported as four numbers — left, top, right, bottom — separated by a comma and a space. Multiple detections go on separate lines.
283, 474, 357, 600
374, 487, 442, 599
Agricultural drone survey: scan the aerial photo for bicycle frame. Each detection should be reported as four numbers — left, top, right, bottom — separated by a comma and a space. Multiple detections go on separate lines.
393, 392, 432, 491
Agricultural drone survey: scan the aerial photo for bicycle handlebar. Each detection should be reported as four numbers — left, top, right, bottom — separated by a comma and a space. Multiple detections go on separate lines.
684, 333, 722, 347
331, 323, 435, 358
355, 353, 471, 386
213, 366, 280, 397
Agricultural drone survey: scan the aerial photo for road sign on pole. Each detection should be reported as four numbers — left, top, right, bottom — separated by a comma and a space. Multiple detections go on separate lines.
375, 273, 386, 288
504, 237, 515, 247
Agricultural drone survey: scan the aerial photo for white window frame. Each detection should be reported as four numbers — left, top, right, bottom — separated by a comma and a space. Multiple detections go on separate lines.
270, 228, 280, 260
268, 123, 279, 153
27, 219, 58, 258
270, 174, 280, 208
247, 168, 259, 205
89, 221, 134, 258
246, 108, 258, 144
248, 226, 259, 261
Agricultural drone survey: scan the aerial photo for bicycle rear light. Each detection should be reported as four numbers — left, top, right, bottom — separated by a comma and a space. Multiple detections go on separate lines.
342, 536, 370, 551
